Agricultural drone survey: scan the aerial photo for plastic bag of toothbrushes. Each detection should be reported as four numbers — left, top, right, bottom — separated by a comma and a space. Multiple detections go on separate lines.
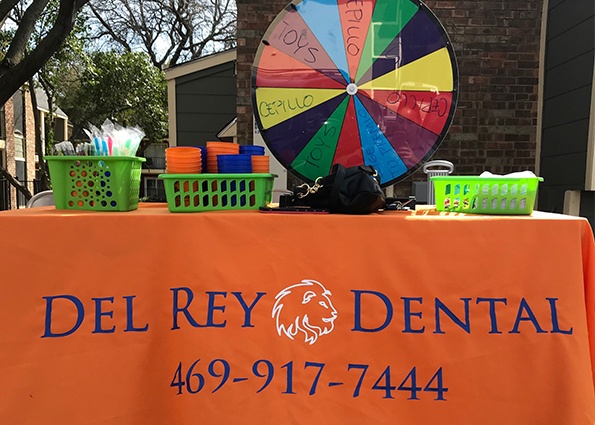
83, 124, 105, 155
83, 120, 145, 157
102, 120, 145, 157
52, 141, 75, 155
122, 125, 144, 156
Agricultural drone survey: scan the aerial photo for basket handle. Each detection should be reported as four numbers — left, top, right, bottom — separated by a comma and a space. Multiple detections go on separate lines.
422, 160, 454, 174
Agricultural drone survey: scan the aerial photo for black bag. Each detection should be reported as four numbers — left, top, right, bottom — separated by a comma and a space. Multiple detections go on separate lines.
289, 164, 386, 214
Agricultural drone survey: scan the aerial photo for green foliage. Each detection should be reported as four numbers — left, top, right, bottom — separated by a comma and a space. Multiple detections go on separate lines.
55, 51, 168, 142
0, 30, 14, 60
0, 1, 168, 144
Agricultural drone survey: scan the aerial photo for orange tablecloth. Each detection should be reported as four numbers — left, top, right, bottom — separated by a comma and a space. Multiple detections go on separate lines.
1, 205, 594, 425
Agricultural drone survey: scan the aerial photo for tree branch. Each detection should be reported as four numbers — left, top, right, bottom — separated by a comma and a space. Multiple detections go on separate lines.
0, 0, 20, 29
0, 0, 90, 107
0, 165, 32, 199
89, 3, 132, 51
1, 0, 50, 70
89, 0, 236, 68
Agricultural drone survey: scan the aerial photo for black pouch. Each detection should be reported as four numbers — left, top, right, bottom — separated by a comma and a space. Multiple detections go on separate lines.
289, 164, 385, 214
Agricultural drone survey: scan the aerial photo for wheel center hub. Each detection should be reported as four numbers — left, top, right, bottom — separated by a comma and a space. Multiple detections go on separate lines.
346, 83, 358, 96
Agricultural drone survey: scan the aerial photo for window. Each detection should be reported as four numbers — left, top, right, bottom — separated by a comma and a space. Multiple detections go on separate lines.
144, 177, 166, 201
13, 91, 23, 134
145, 143, 166, 169
14, 132, 25, 160
15, 159, 26, 207
0, 106, 5, 141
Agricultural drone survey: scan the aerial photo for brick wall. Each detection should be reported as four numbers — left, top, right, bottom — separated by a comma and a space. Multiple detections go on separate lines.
4, 98, 15, 176
23, 87, 36, 186
237, 0, 287, 146
237, 0, 543, 195
3, 96, 17, 207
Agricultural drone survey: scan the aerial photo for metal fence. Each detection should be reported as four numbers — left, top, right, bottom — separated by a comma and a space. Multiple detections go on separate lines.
0, 178, 9, 210
0, 179, 41, 210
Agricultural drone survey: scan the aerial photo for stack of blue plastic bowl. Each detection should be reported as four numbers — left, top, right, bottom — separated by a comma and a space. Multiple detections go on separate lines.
217, 154, 253, 173
239, 145, 265, 156
195, 146, 207, 169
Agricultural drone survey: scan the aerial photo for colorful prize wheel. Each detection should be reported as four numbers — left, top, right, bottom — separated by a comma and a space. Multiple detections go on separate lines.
252, 0, 459, 187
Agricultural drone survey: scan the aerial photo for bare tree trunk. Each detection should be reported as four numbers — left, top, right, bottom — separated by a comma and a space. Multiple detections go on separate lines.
29, 79, 50, 190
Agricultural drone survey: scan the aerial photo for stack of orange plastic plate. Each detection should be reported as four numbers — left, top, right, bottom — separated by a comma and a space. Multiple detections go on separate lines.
206, 141, 240, 173
251, 155, 270, 173
166, 147, 201, 174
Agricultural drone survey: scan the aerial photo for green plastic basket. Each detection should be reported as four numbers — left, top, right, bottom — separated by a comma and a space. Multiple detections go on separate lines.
430, 176, 543, 215
159, 173, 275, 213
46, 156, 146, 211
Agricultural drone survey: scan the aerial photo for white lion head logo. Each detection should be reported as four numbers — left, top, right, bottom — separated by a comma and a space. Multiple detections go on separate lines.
272, 279, 338, 345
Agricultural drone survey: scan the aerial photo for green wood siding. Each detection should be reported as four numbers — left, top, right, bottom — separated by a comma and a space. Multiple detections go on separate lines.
539, 0, 594, 213
175, 61, 237, 146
